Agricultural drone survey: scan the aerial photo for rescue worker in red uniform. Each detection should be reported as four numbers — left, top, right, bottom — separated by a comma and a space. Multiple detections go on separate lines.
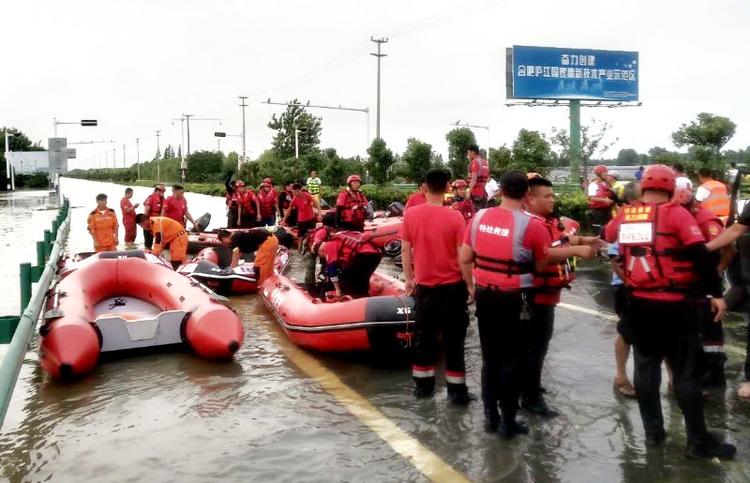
400, 168, 472, 405
467, 144, 490, 211
587, 165, 615, 231
673, 188, 727, 387
522, 175, 603, 417
283, 183, 317, 238
321, 230, 382, 298
303, 212, 336, 294
278, 181, 295, 223
224, 174, 239, 228
706, 198, 750, 399
404, 182, 427, 212
257, 179, 279, 226
604, 164, 735, 460
161, 184, 196, 228
460, 171, 592, 438
120, 187, 139, 248
142, 184, 165, 249
336, 174, 368, 231
446, 179, 475, 221
236, 182, 261, 227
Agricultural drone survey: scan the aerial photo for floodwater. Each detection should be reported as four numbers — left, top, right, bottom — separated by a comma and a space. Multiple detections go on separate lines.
0, 177, 749, 482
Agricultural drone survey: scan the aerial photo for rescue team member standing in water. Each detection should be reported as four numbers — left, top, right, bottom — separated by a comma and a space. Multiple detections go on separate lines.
142, 184, 165, 249
120, 188, 139, 248
467, 144, 490, 211
523, 175, 602, 417
587, 165, 615, 230
303, 212, 336, 294
257, 179, 279, 226
604, 164, 735, 460
704, 196, 750, 399
695, 168, 730, 224
88, 193, 119, 252
283, 183, 317, 238
162, 184, 196, 228
320, 231, 381, 299
400, 168, 473, 404
236, 181, 261, 228
460, 171, 589, 438
135, 214, 188, 269
336, 174, 368, 231
673, 188, 728, 388
218, 229, 279, 284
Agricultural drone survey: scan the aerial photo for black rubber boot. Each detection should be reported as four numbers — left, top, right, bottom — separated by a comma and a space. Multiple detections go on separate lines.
447, 383, 476, 406
483, 406, 500, 433
700, 353, 727, 388
645, 429, 667, 447
499, 420, 529, 439
413, 378, 435, 399
521, 395, 559, 418
685, 433, 736, 460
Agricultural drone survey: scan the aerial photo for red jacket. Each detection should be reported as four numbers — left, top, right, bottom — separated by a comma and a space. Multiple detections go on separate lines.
336, 189, 368, 227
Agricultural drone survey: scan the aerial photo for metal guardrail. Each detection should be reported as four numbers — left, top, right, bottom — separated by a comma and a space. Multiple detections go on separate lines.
0, 198, 70, 427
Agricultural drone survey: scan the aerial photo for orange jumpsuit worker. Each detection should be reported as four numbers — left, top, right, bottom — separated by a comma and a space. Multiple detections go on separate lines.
135, 214, 188, 269
87, 193, 119, 252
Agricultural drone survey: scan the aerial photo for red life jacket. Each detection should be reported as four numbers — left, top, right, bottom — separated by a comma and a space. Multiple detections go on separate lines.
469, 158, 490, 197
257, 190, 277, 217
448, 195, 475, 221
618, 202, 697, 293
329, 231, 380, 267
588, 181, 613, 209
534, 216, 576, 292
279, 190, 293, 212
237, 191, 257, 217
339, 190, 368, 226
305, 226, 331, 255
693, 206, 723, 241
468, 207, 535, 290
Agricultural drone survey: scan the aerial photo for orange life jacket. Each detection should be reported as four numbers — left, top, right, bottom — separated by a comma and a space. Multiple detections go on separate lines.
700, 180, 730, 223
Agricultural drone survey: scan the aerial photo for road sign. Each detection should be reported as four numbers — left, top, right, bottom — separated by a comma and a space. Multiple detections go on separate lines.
508, 45, 639, 101
80, 120, 98, 126
214, 132, 226, 137
66, 148, 76, 159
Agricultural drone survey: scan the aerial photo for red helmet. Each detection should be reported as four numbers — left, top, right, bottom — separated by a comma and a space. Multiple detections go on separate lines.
452, 179, 468, 189
672, 188, 693, 206
234, 180, 245, 187
593, 165, 608, 175
559, 216, 580, 237
347, 174, 361, 185
641, 164, 676, 194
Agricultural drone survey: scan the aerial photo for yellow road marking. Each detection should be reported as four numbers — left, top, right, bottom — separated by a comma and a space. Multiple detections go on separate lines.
558, 302, 746, 358
278, 338, 469, 482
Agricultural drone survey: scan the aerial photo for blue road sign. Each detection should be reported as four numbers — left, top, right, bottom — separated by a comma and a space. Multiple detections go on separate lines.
510, 45, 639, 101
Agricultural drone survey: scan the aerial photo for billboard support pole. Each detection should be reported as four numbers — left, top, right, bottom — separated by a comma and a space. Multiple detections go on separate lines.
569, 100, 581, 181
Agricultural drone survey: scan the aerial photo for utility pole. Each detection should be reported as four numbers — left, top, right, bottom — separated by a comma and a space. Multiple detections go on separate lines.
172, 115, 222, 181
112, 147, 116, 168
569, 100, 582, 179
370, 37, 388, 140
155, 130, 161, 157
122, 144, 127, 168
184, 114, 193, 155
135, 138, 140, 179
239, 95, 248, 170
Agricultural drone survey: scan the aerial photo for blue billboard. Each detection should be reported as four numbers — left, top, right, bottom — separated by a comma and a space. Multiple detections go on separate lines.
509, 45, 639, 101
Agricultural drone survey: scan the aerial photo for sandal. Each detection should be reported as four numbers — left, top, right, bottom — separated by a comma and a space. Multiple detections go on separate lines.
614, 379, 637, 398
738, 382, 750, 399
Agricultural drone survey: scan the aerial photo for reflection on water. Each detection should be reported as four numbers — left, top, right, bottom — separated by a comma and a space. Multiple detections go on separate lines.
0, 178, 749, 481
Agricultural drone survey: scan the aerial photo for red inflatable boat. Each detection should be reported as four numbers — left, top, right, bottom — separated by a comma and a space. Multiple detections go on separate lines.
40, 251, 245, 380
260, 249, 415, 352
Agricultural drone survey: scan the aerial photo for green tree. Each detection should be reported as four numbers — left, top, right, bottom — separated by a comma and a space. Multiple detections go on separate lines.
1, 127, 45, 184
223, 152, 239, 176
401, 138, 434, 182
267, 99, 323, 159
445, 128, 477, 178
509, 129, 555, 175
616, 148, 640, 165
550, 119, 617, 175
163, 145, 174, 159
672, 112, 736, 157
186, 150, 222, 183
366, 138, 395, 185
488, 146, 512, 178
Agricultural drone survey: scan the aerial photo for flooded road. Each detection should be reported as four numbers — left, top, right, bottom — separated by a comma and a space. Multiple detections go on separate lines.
1, 177, 749, 481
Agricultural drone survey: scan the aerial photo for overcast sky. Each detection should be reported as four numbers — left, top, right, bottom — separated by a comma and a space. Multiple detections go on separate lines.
3, 0, 749, 170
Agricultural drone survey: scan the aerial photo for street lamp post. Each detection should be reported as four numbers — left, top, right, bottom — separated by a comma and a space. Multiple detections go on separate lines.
155, 130, 162, 182
239, 95, 248, 167
135, 138, 140, 179
4, 130, 15, 190
122, 144, 127, 168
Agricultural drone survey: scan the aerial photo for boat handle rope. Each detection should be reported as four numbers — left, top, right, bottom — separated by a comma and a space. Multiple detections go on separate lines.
395, 294, 413, 349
